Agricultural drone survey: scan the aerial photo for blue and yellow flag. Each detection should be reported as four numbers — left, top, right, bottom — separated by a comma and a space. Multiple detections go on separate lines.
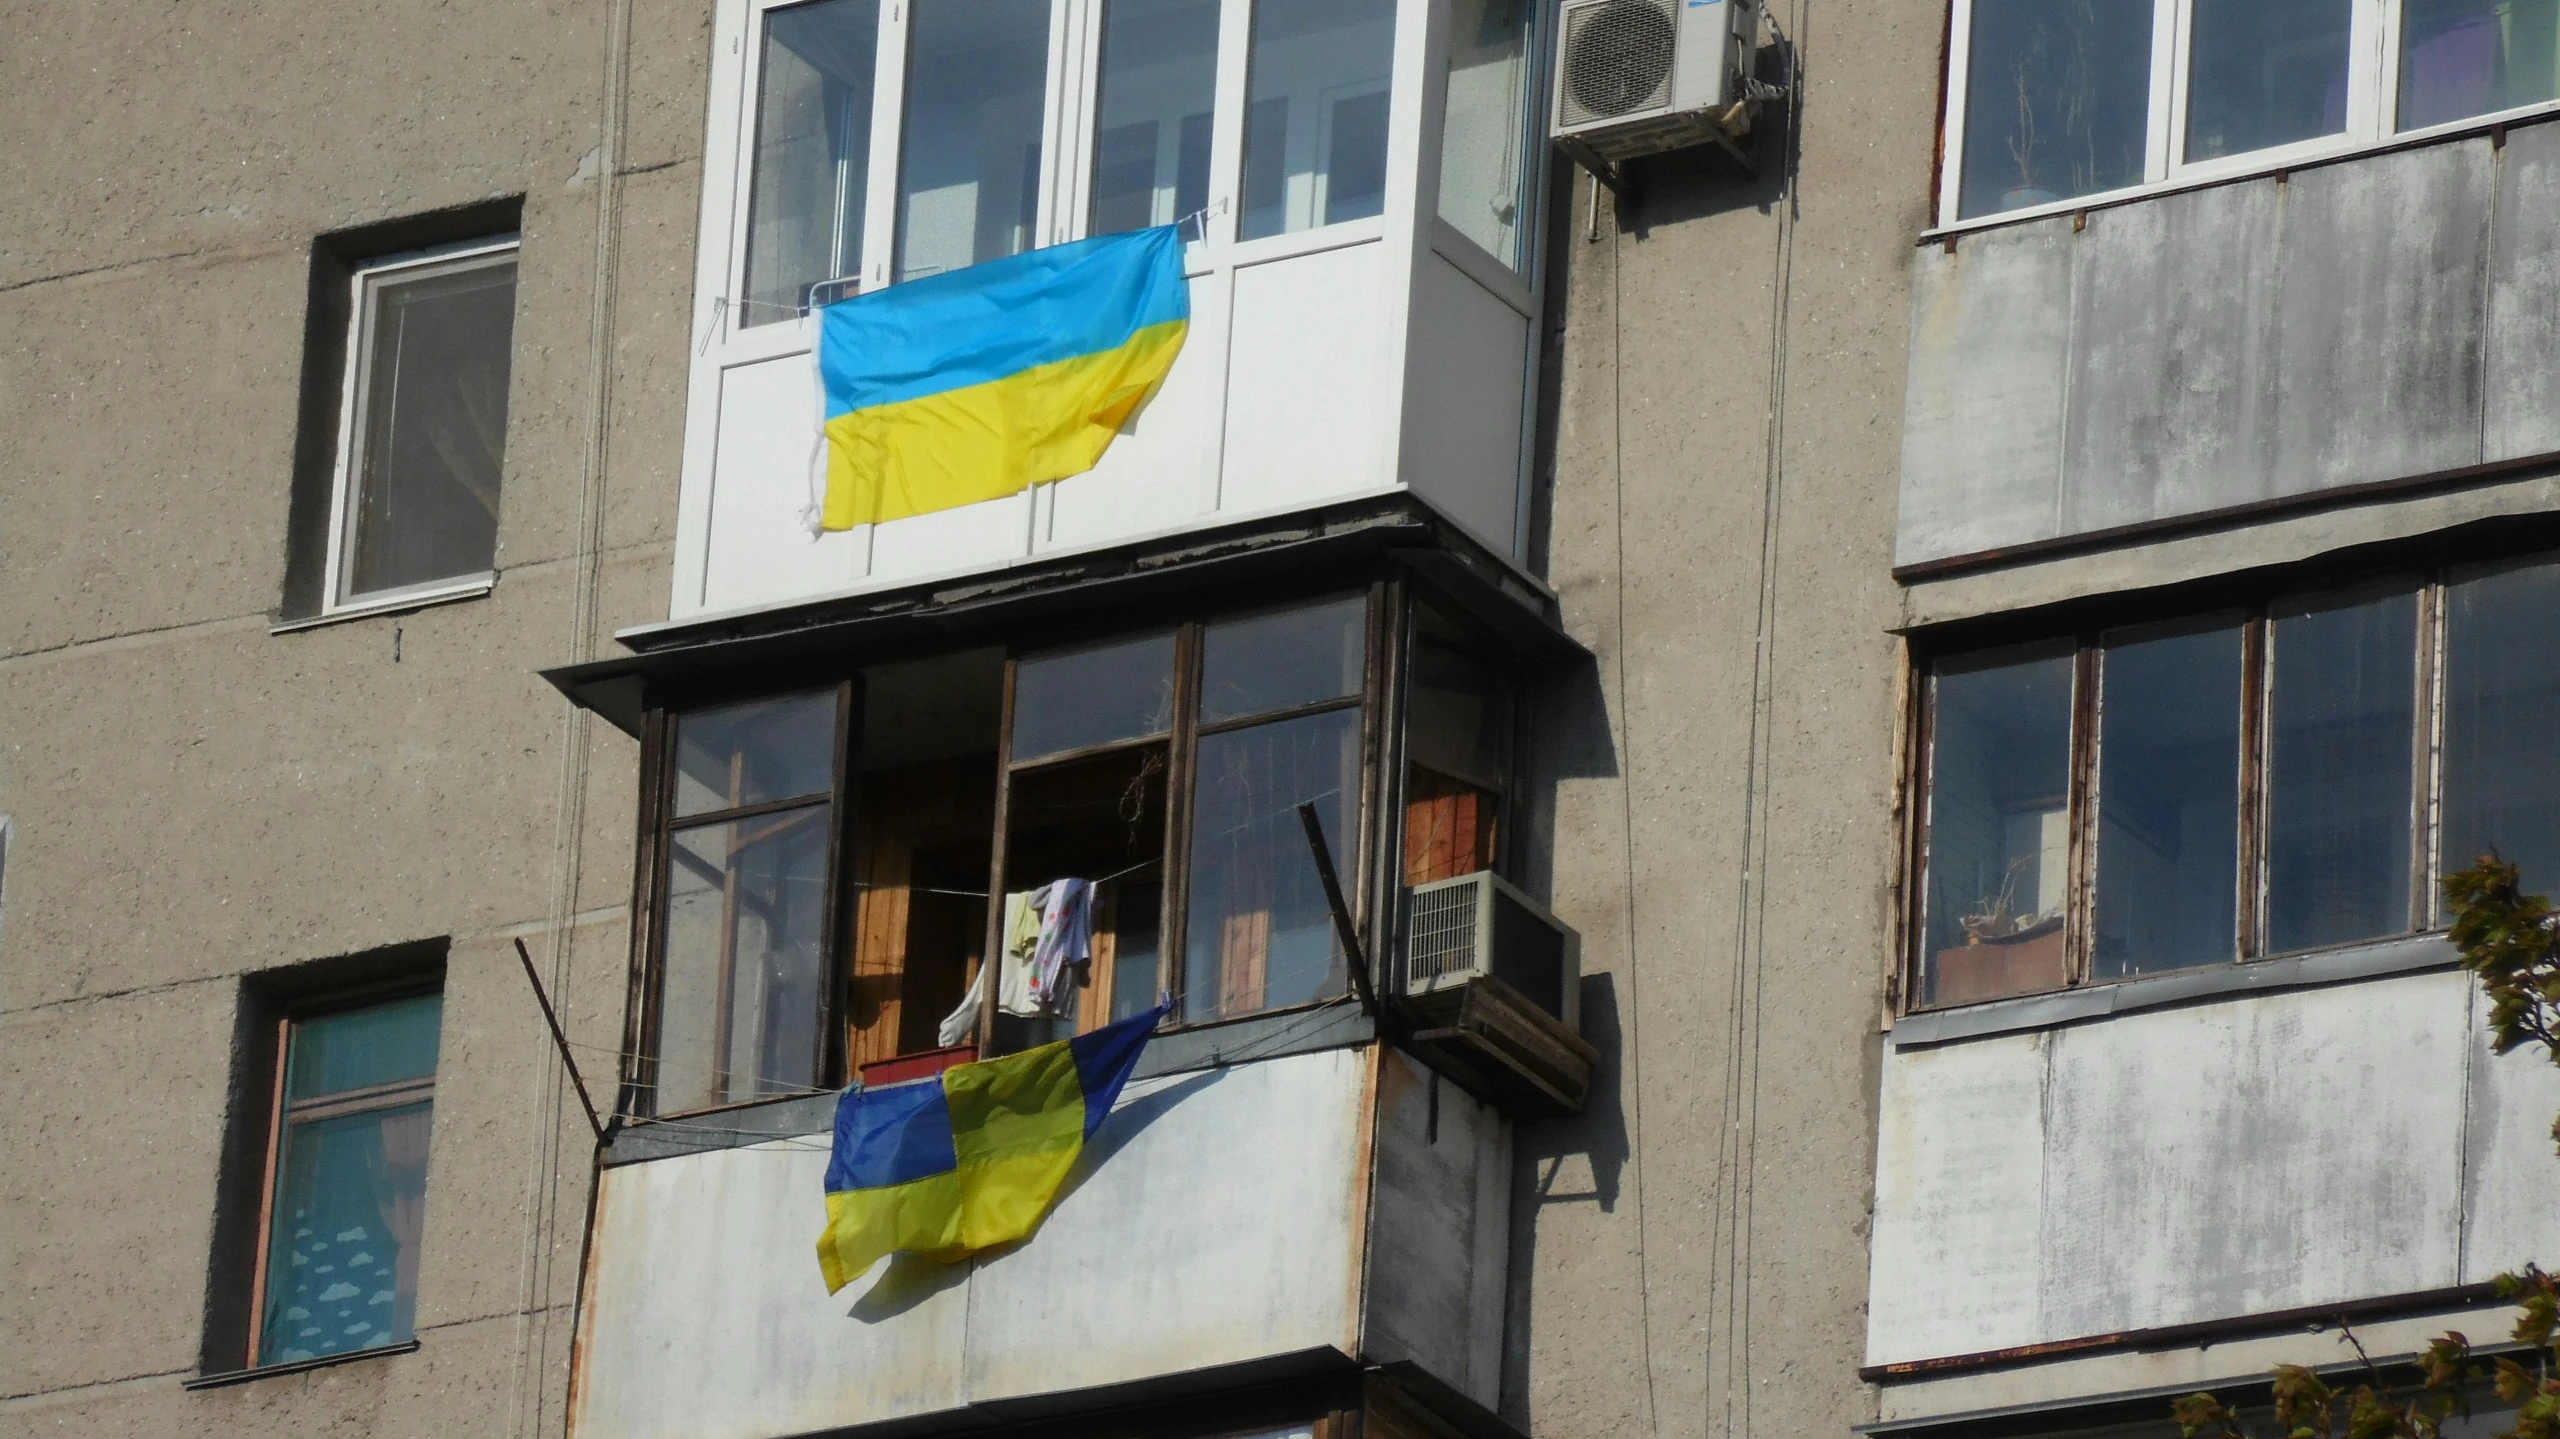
815, 1005, 1167, 1292
815, 226, 1190, 530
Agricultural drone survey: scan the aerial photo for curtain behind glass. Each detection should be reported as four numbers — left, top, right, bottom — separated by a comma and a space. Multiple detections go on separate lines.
345, 261, 515, 599
1436, 0, 1534, 268
897, 0, 1051, 281
1957, 0, 2152, 217
741, 0, 879, 326
1091, 0, 1220, 236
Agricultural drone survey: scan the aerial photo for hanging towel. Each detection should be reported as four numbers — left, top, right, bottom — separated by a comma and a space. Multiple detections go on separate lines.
1028, 878, 1095, 1008
996, 887, 1050, 1018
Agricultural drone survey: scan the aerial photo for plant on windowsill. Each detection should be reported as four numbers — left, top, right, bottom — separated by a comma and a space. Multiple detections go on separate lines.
1933, 857, 2069, 1007
2172, 856, 2560, 1439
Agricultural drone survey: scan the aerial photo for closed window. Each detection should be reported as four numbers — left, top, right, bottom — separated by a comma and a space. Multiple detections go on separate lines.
249, 991, 443, 1367
1909, 551, 2560, 1010
323, 242, 517, 609
1941, 0, 2560, 220
1239, 0, 1398, 239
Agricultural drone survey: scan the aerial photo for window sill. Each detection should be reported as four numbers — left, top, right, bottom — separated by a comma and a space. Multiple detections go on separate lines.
599, 1001, 1375, 1168
185, 1338, 420, 1390
270, 575, 494, 634
1888, 932, 2460, 1049
1921, 102, 2560, 246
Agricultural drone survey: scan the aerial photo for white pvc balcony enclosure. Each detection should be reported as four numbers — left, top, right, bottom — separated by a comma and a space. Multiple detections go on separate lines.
674, 0, 1551, 621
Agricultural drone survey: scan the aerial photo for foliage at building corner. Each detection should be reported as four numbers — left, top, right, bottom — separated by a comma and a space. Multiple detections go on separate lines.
2173, 858, 2560, 1439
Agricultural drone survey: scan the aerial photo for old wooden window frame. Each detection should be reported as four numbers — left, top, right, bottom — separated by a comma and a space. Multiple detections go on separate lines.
628, 580, 1541, 1115
1899, 552, 2560, 1014
241, 979, 445, 1370
1934, 0, 2560, 232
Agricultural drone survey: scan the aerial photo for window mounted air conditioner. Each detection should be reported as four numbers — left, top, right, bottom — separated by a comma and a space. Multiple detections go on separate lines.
1550, 0, 1762, 167
1401, 870, 1581, 1031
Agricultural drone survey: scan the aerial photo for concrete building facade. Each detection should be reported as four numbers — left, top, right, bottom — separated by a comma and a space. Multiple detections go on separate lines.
4, 0, 2555, 1438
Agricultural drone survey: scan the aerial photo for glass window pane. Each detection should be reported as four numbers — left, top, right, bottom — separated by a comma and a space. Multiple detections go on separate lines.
1956, 0, 2152, 218
1922, 646, 2074, 1008
2092, 622, 2243, 980
657, 808, 833, 1111
2265, 591, 2418, 954
2442, 557, 2560, 907
1109, 879, 1165, 1021
2399, 0, 2560, 129
896, 0, 1051, 282
2184, 0, 2352, 161
1239, 0, 1396, 240
674, 691, 838, 817
1408, 629, 1511, 791
286, 995, 444, 1101
345, 258, 516, 599
1185, 708, 1362, 1020
1436, 0, 1535, 268
741, 0, 879, 327
1199, 596, 1367, 723
1011, 632, 1178, 760
1090, 0, 1220, 237
258, 1100, 432, 1365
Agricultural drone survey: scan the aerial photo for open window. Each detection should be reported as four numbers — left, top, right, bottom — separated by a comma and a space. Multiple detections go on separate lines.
627, 583, 1553, 1115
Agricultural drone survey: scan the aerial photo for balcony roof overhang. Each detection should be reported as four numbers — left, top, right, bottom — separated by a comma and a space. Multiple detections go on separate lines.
544, 495, 1586, 737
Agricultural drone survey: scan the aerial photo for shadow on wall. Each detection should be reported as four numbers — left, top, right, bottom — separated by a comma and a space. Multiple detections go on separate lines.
1609, 39, 1798, 238
1498, 971, 1634, 1421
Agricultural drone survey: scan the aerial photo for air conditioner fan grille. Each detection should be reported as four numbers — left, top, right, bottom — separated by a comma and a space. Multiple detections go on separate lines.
1561, 0, 1680, 126
1407, 882, 1482, 985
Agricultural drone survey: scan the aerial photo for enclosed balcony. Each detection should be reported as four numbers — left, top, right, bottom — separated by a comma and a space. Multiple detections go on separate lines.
671, 0, 1552, 621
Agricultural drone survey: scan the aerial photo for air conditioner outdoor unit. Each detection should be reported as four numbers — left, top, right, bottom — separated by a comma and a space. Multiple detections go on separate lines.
1401, 870, 1581, 1031
1550, 0, 1761, 167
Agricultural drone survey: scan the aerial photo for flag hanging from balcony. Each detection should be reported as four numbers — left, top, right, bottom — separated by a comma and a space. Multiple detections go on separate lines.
814, 1004, 1168, 1292
814, 225, 1190, 530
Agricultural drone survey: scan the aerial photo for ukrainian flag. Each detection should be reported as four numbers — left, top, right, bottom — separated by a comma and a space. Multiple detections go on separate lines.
815, 1005, 1168, 1292
816, 226, 1190, 530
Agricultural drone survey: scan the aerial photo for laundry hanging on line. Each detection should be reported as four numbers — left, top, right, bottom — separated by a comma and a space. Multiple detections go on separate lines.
934, 878, 1099, 1045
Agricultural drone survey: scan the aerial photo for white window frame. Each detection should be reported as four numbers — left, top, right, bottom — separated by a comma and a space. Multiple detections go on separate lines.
317, 237, 519, 618
1934, 0, 2560, 234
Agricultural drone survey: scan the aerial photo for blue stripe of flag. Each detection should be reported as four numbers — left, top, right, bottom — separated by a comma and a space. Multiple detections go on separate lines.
818, 226, 1189, 419
825, 1073, 959, 1194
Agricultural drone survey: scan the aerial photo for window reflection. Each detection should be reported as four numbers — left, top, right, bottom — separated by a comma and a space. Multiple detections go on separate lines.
2265, 591, 2418, 954
1957, 0, 2152, 217
1185, 707, 1362, 1019
2185, 0, 2352, 161
1436, 0, 1535, 267
2441, 558, 2560, 907
1199, 595, 1366, 724
896, 0, 1049, 282
2400, 0, 2560, 129
1240, 0, 1396, 239
1923, 646, 2075, 1008
2092, 621, 2243, 979
742, 0, 878, 325
1012, 632, 1178, 761
660, 809, 833, 1110
1091, 0, 1220, 236
674, 691, 838, 817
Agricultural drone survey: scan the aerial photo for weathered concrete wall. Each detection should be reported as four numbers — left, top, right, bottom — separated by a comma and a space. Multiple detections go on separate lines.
0, 0, 706, 1431
1867, 969, 2560, 1367
1898, 121, 2560, 566
571, 1049, 1369, 1439
1517, 0, 1935, 1432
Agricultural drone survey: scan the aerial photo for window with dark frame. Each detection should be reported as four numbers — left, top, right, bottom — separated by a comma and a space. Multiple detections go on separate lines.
247, 989, 443, 1368
1908, 551, 2560, 1012
630, 586, 1526, 1117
